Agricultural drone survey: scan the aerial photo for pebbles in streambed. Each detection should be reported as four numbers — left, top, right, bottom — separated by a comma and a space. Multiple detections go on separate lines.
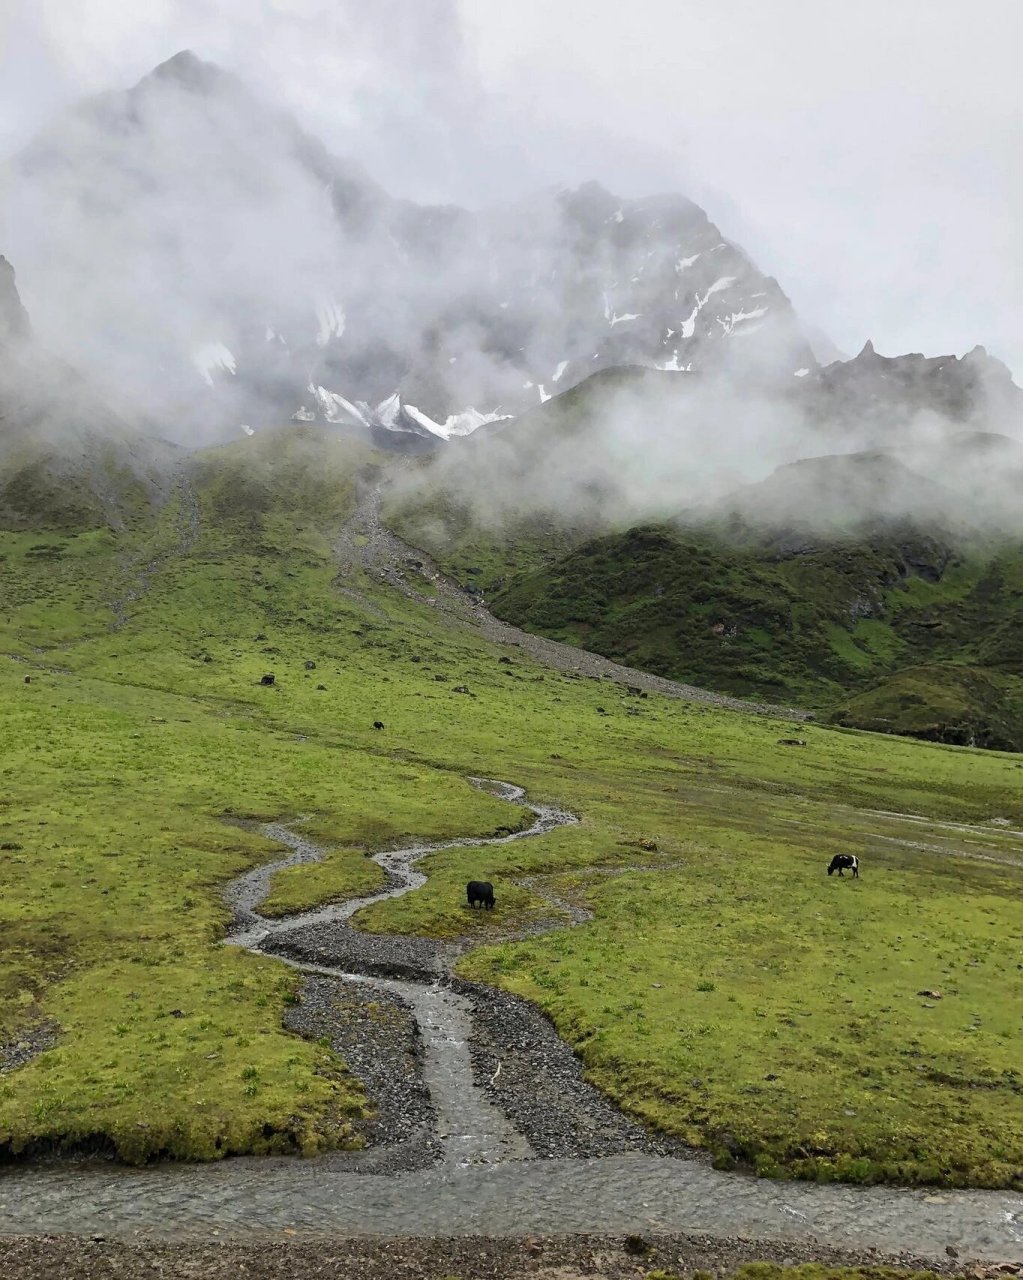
457, 981, 692, 1160
285, 974, 441, 1174
264, 920, 456, 982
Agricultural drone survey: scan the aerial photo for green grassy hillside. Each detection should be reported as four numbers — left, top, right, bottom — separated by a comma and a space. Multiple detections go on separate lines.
381, 361, 1023, 754
0, 431, 1021, 1185
487, 522, 1023, 747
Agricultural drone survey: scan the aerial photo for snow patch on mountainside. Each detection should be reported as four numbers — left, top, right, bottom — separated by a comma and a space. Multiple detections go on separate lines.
717, 306, 769, 336
193, 343, 236, 385
404, 403, 511, 440
315, 299, 345, 346
306, 385, 373, 426
293, 385, 510, 441
376, 392, 401, 427
704, 276, 737, 298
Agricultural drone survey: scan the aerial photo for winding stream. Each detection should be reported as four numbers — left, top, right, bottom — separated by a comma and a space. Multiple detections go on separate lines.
0, 780, 1020, 1259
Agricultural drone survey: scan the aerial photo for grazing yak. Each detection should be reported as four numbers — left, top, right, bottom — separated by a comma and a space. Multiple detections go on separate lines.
827, 854, 859, 879
466, 880, 495, 910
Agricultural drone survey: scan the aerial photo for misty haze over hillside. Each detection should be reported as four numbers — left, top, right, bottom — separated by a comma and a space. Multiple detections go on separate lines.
4, 1, 1019, 378
0, 4, 1019, 541
2, 50, 818, 446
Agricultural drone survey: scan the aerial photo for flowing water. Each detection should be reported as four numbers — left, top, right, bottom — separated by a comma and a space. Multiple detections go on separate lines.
0, 780, 1020, 1259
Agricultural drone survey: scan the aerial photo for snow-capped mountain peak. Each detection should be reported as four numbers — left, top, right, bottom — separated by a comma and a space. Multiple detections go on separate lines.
4, 55, 816, 445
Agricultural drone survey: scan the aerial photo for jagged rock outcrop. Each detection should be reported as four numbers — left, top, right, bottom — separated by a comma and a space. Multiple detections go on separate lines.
0, 255, 31, 346
796, 339, 1022, 444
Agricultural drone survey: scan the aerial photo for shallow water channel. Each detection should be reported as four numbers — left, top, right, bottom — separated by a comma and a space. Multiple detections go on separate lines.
0, 780, 1020, 1258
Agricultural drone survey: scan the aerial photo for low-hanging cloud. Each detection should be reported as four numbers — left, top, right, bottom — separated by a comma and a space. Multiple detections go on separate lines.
2, 0, 1018, 377
0, 0, 1019, 544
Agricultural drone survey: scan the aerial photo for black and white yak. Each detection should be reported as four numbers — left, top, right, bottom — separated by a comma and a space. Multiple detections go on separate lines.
827, 854, 859, 879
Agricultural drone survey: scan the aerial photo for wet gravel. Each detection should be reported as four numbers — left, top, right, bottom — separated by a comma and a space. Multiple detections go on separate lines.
0, 1021, 60, 1074
283, 975, 440, 1173
265, 921, 453, 981
456, 981, 691, 1161
5, 784, 1022, 1264
0, 1230, 988, 1280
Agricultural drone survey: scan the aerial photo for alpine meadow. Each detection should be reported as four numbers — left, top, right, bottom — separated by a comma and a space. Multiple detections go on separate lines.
1, 10, 1021, 1280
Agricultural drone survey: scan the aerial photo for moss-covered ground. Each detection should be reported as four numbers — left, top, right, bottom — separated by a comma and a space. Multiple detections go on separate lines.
1, 435, 1021, 1181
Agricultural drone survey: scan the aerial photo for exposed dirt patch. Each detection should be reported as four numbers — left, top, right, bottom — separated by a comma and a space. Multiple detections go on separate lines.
0, 1020, 60, 1074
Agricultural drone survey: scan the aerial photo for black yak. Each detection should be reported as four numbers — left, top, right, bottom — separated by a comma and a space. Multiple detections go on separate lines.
466, 880, 495, 909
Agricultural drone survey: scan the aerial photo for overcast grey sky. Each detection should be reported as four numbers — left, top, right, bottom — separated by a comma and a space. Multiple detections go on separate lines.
1, 0, 1019, 374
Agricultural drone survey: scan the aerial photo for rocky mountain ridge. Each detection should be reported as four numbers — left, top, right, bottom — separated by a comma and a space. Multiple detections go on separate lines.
4, 50, 815, 445
797, 340, 1022, 447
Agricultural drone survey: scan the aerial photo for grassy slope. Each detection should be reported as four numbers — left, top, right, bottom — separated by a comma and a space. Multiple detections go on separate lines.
261, 849, 386, 919
486, 523, 1023, 746
384, 400, 1023, 748
1, 434, 1021, 1183
831, 664, 1023, 750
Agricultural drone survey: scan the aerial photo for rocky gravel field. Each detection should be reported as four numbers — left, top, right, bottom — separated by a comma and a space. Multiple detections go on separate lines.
264, 920, 454, 981
0, 1230, 986, 1280
0, 1021, 60, 1075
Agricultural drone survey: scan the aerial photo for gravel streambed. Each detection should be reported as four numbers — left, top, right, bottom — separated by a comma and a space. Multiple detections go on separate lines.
454, 980, 692, 1161
4, 783, 1023, 1264
282, 974, 440, 1173
0, 1230, 997, 1280
226, 779, 576, 1174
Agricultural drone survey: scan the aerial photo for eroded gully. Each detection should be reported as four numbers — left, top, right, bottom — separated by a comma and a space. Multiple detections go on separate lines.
0, 780, 1020, 1260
